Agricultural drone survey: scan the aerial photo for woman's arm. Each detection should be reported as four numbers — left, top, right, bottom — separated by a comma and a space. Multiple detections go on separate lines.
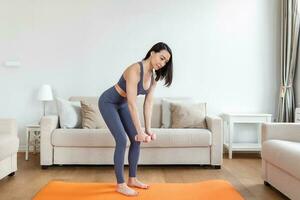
144, 80, 157, 132
126, 65, 144, 135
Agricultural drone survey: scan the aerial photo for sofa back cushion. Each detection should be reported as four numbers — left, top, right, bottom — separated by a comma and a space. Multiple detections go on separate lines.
69, 96, 162, 128
136, 96, 162, 128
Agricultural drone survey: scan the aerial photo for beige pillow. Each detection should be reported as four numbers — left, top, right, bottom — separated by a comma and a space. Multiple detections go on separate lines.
161, 97, 195, 128
170, 102, 207, 128
80, 101, 106, 129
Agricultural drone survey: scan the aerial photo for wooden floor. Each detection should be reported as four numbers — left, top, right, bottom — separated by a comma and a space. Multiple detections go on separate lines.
0, 153, 289, 200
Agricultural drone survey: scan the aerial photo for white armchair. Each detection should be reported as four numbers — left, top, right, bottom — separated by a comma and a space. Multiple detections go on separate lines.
0, 119, 19, 179
261, 123, 300, 199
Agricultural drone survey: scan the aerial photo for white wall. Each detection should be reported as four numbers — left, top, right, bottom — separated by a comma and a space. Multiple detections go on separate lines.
0, 0, 281, 150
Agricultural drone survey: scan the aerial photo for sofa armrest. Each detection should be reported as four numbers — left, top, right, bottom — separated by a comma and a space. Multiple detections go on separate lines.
261, 123, 300, 144
0, 119, 17, 136
40, 115, 58, 166
206, 115, 223, 165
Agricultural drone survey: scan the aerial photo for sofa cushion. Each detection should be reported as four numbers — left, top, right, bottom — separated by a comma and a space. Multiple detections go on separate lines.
136, 97, 162, 128
262, 140, 300, 180
0, 135, 19, 160
52, 129, 114, 147
51, 128, 211, 148
143, 128, 211, 147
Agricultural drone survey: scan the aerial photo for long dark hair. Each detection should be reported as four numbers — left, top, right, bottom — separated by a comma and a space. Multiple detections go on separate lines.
143, 42, 173, 87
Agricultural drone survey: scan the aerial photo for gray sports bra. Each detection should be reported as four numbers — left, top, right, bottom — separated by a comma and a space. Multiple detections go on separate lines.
117, 62, 153, 95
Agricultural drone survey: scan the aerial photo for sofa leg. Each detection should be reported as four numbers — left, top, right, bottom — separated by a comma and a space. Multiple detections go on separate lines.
212, 165, 221, 169
41, 165, 49, 170
8, 172, 15, 176
264, 181, 270, 186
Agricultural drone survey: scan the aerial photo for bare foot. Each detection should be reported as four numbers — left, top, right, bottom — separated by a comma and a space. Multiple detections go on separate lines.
116, 183, 138, 196
128, 178, 149, 189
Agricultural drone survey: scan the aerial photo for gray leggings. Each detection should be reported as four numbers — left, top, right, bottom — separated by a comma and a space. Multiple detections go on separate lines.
98, 86, 140, 184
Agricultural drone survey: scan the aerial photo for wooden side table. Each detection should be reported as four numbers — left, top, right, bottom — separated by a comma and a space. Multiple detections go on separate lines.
222, 113, 272, 159
25, 124, 41, 161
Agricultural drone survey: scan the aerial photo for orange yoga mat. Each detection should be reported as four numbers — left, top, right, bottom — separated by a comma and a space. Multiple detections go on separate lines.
33, 180, 244, 200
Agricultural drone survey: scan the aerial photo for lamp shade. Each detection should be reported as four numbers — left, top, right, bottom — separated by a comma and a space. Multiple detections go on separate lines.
37, 84, 53, 101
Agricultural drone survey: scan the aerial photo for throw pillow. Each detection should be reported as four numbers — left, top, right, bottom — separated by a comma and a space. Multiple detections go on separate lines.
56, 97, 81, 128
80, 100, 106, 129
161, 97, 195, 128
170, 102, 207, 128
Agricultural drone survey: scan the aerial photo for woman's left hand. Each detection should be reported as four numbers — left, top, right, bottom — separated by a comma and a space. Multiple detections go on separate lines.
145, 130, 157, 141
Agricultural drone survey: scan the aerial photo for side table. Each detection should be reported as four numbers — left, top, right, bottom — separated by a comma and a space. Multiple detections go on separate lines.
222, 113, 272, 159
25, 124, 41, 161
295, 108, 300, 122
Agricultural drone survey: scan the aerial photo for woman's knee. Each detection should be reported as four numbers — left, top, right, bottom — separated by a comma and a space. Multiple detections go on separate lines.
116, 135, 127, 148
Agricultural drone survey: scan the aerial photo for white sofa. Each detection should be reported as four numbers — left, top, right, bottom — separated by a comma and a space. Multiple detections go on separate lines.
261, 123, 300, 199
40, 96, 223, 169
0, 119, 19, 179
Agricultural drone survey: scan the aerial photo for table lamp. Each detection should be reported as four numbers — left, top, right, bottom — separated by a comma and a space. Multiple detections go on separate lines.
37, 84, 53, 116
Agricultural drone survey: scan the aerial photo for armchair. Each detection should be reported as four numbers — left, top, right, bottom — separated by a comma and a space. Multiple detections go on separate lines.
261, 123, 300, 199
0, 119, 19, 179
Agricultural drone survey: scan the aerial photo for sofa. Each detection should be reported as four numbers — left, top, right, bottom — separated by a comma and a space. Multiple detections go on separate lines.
0, 119, 19, 179
261, 123, 300, 199
40, 96, 223, 168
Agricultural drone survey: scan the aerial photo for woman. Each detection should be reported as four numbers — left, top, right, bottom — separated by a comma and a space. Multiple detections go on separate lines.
98, 42, 173, 196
